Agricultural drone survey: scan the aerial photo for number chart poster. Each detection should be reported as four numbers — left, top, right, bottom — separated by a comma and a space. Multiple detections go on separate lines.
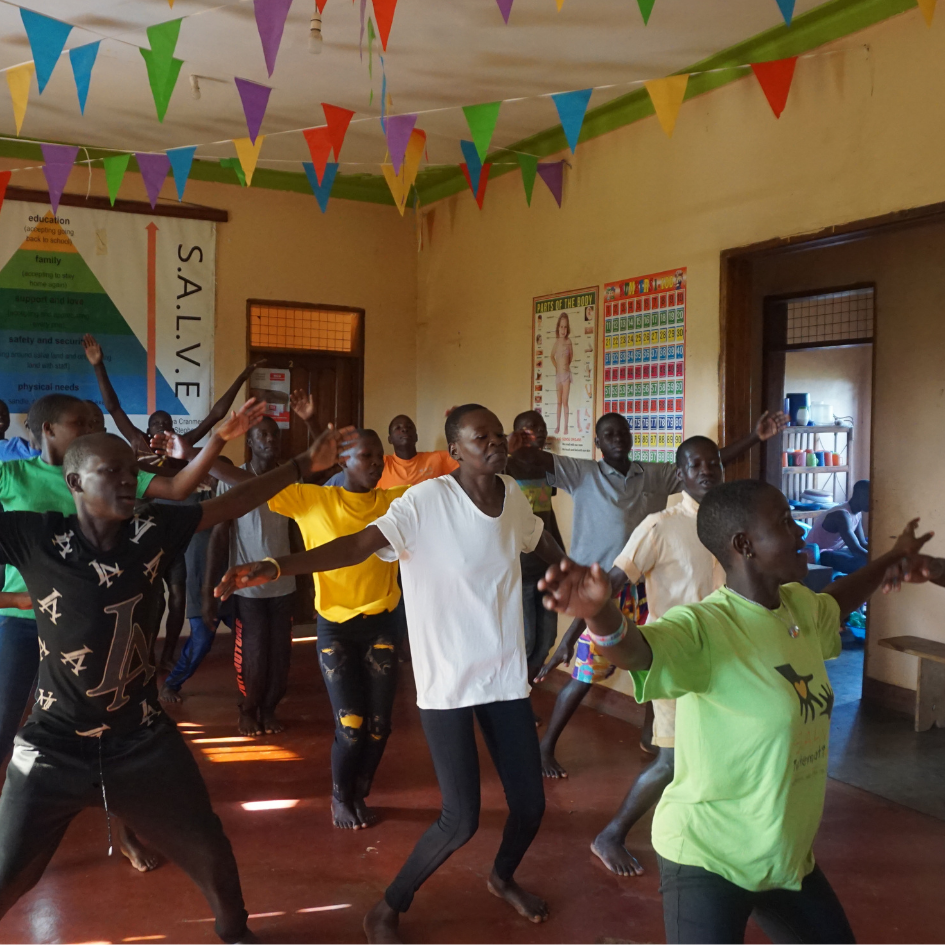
532, 286, 598, 459
602, 268, 686, 463
0, 203, 215, 436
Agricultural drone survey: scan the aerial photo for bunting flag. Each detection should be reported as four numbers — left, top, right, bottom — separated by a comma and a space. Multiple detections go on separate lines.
372, 0, 398, 50
918, 0, 937, 25
463, 102, 501, 163
103, 154, 131, 206
233, 137, 265, 187
775, 0, 795, 26
637, 0, 657, 24
302, 126, 333, 183
367, 17, 376, 78
41, 143, 79, 214
537, 161, 564, 207
136, 153, 171, 209
751, 57, 798, 118
644, 74, 689, 137
323, 103, 355, 158
551, 88, 592, 153
496, 0, 514, 23
556, 0, 565, 9
516, 153, 538, 205
69, 42, 100, 115
219, 156, 247, 186
167, 145, 197, 200
140, 19, 184, 122
235, 77, 272, 143
0, 170, 11, 217
381, 128, 426, 215
459, 139, 484, 193
253, 0, 293, 77
6, 63, 33, 136
303, 161, 339, 212
19, 9, 72, 94
360, 0, 367, 58
385, 113, 417, 174
317, 0, 329, 12
460, 163, 491, 209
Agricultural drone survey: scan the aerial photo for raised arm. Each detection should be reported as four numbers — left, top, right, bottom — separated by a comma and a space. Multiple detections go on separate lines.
534, 530, 565, 565
83, 334, 150, 454
507, 442, 555, 479
181, 359, 267, 446
290, 389, 321, 438
719, 410, 788, 466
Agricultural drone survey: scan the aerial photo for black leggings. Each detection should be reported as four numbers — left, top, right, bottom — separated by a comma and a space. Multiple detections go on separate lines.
385, 697, 545, 913
658, 856, 855, 944
316, 611, 398, 802
234, 593, 294, 714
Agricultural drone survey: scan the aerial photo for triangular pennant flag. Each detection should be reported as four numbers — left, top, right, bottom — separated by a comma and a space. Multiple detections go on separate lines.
103, 154, 131, 206
139, 49, 183, 122
303, 161, 339, 212
322, 104, 355, 159
459, 139, 484, 193
537, 161, 564, 207
219, 157, 247, 187
40, 144, 79, 214
19, 9, 72, 94
496, 0, 513, 23
302, 126, 333, 183
385, 113, 416, 174
637, 0, 656, 24
516, 153, 538, 206
135, 153, 171, 209
551, 88, 592, 153
235, 77, 272, 144
372, 0, 398, 50
233, 137, 265, 187
381, 164, 407, 215
462, 102, 501, 163
6, 63, 33, 136
167, 145, 197, 201
317, 0, 329, 12
253, 0, 293, 77
147, 18, 183, 63
918, 0, 937, 25
69, 42, 100, 115
555, 0, 565, 9
775, 0, 795, 26
644, 74, 689, 137
402, 128, 426, 192
460, 163, 491, 209
750, 58, 797, 119
0, 170, 11, 216
360, 0, 367, 58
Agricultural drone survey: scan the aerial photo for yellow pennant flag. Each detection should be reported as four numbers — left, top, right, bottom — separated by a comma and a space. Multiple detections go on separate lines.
233, 136, 264, 187
644, 74, 689, 138
382, 129, 427, 216
6, 63, 34, 137
918, 0, 936, 25
556, 0, 566, 9
382, 164, 407, 215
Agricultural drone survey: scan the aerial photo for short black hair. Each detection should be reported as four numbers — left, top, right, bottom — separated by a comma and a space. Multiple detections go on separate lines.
247, 415, 280, 442
852, 479, 870, 496
63, 432, 130, 480
148, 409, 172, 424
676, 435, 719, 468
445, 404, 488, 445
696, 479, 774, 563
513, 410, 544, 431
27, 394, 83, 438
596, 412, 629, 436
354, 428, 382, 445
388, 414, 413, 434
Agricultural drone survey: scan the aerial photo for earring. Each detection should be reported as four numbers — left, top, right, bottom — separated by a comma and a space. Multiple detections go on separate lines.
746, 551, 755, 558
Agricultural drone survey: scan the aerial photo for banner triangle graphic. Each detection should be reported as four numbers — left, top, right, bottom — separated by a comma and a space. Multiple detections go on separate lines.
235, 77, 272, 144
496, 0, 513, 23
302, 126, 333, 183
459, 140, 484, 194
775, 0, 795, 26
373, 0, 398, 50
637, 0, 656, 24
234, 137, 265, 187
41, 143, 79, 214
6, 63, 34, 136
254, 0, 293, 77
644, 74, 689, 137
135, 153, 171, 208
19, 9, 72, 94
750, 58, 797, 118
103, 154, 131, 206
460, 163, 491, 210
537, 161, 564, 207
303, 162, 339, 213
385, 113, 417, 174
918, 0, 937, 25
551, 88, 592, 153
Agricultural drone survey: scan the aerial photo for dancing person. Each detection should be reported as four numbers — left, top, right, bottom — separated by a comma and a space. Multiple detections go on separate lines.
550, 313, 573, 435
808, 480, 870, 575
0, 400, 38, 462
537, 480, 929, 944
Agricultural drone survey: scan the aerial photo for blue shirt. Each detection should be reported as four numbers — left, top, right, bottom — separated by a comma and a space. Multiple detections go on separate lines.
0, 438, 39, 462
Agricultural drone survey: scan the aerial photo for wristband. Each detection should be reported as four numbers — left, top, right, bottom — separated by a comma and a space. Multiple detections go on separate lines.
588, 615, 628, 648
262, 557, 282, 581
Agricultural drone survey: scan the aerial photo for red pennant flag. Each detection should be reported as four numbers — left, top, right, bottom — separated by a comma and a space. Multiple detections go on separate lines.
460, 162, 491, 209
750, 57, 797, 119
322, 103, 355, 159
0, 170, 10, 216
302, 126, 333, 183
316, 0, 329, 11
372, 0, 398, 50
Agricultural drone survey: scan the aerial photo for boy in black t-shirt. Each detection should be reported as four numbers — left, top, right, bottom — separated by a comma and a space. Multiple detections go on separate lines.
0, 428, 351, 943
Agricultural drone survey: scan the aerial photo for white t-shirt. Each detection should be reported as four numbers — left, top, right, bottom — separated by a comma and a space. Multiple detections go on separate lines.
373, 474, 544, 710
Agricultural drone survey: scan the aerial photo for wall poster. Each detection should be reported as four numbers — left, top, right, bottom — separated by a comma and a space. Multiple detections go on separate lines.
0, 203, 216, 439
602, 268, 686, 463
532, 286, 598, 459
249, 366, 291, 429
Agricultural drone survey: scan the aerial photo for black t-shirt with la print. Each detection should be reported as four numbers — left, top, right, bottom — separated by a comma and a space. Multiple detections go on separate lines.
0, 503, 203, 738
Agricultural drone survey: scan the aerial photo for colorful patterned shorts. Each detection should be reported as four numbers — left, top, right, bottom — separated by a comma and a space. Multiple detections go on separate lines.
571, 580, 648, 684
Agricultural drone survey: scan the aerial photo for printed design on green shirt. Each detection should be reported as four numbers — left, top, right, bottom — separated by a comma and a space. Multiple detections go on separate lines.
775, 664, 834, 723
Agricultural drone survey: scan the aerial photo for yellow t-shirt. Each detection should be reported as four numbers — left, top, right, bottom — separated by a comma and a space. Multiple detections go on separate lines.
268, 484, 409, 623
377, 451, 458, 489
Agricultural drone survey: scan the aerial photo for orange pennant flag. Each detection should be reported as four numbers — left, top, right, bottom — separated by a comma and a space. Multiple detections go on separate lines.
460, 163, 491, 209
302, 126, 333, 183
918, 0, 936, 25
372, 0, 398, 50
322, 103, 355, 159
0, 170, 11, 216
750, 58, 797, 118
644, 74, 689, 138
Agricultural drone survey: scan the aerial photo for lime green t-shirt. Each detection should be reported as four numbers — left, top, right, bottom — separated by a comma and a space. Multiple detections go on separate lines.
633, 583, 841, 892
0, 457, 156, 619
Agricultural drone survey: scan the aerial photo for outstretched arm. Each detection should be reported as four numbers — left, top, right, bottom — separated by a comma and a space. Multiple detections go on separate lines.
182, 359, 267, 446
0, 592, 31, 610
506, 438, 555, 479
719, 410, 788, 466
83, 334, 150, 454
290, 389, 320, 438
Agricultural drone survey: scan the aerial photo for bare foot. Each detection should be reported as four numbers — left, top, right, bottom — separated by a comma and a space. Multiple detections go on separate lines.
363, 899, 401, 944
487, 869, 548, 924
158, 684, 182, 704
260, 711, 284, 734
354, 799, 377, 828
332, 797, 362, 829
118, 824, 159, 872
238, 709, 262, 736
234, 929, 259, 944
591, 832, 644, 876
540, 750, 568, 779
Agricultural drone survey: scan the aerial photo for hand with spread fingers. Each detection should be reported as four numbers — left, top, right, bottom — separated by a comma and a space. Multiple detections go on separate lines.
217, 398, 268, 442
300, 424, 358, 475
216, 559, 280, 601
890, 518, 934, 559
882, 554, 945, 593
290, 389, 316, 421
755, 410, 790, 442
538, 558, 611, 620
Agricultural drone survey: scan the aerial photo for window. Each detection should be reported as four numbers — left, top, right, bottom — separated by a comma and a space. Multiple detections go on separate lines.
248, 302, 362, 354
786, 288, 873, 346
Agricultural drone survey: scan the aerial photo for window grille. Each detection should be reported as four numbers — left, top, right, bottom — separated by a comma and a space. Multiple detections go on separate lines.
785, 288, 873, 346
249, 303, 359, 353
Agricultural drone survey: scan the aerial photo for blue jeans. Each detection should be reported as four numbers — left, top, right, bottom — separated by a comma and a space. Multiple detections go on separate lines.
164, 618, 217, 692
0, 616, 38, 762
819, 550, 868, 575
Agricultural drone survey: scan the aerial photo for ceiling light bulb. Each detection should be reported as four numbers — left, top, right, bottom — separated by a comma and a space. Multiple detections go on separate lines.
309, 11, 323, 54
189, 74, 201, 100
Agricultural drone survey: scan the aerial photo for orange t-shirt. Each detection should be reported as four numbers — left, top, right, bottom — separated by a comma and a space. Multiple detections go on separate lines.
377, 450, 459, 488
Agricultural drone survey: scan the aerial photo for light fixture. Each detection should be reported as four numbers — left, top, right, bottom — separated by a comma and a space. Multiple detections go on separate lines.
309, 9, 323, 54
189, 74, 201, 100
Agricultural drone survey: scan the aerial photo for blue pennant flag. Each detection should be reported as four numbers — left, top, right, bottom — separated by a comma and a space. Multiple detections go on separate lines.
551, 88, 592, 153
167, 146, 197, 201
69, 42, 99, 114
775, 0, 795, 25
459, 139, 483, 193
20, 8, 73, 93
303, 161, 339, 213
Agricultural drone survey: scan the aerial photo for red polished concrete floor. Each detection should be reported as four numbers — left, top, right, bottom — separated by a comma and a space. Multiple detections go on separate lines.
2, 634, 945, 945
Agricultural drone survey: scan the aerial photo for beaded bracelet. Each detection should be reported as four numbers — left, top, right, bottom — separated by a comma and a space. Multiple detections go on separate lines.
588, 615, 628, 648
262, 557, 282, 581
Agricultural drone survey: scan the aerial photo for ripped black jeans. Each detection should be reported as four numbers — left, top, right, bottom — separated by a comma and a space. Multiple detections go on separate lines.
315, 610, 398, 803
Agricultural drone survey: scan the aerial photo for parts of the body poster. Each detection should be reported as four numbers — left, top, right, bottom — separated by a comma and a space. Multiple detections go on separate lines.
532, 286, 598, 459
602, 269, 686, 463
0, 203, 215, 437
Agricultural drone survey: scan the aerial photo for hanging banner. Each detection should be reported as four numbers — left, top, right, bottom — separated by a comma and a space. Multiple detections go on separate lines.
602, 268, 687, 463
0, 202, 216, 438
248, 366, 291, 429
532, 285, 598, 459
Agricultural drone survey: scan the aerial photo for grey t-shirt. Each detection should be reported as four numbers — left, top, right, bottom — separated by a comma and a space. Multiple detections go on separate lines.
549, 455, 680, 568
216, 466, 296, 599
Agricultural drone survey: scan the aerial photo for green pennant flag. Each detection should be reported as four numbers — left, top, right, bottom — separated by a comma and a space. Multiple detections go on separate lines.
637, 0, 656, 24
516, 152, 538, 206
140, 19, 183, 122
219, 156, 247, 187
103, 154, 130, 206
462, 102, 501, 163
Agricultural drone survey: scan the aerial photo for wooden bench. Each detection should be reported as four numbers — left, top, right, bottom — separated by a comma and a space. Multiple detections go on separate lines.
879, 636, 945, 732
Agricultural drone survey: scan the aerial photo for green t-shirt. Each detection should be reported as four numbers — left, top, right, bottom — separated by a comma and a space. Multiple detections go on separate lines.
0, 457, 156, 619
633, 583, 841, 892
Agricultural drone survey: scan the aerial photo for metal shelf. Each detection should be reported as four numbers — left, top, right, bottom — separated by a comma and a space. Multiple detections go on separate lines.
782, 425, 853, 436
783, 465, 849, 474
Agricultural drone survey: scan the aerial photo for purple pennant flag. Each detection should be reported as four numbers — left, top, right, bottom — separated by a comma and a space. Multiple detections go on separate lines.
235, 77, 272, 144
136, 152, 171, 209
254, 0, 293, 77
40, 144, 79, 213
385, 113, 417, 175
496, 0, 514, 23
537, 161, 564, 207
